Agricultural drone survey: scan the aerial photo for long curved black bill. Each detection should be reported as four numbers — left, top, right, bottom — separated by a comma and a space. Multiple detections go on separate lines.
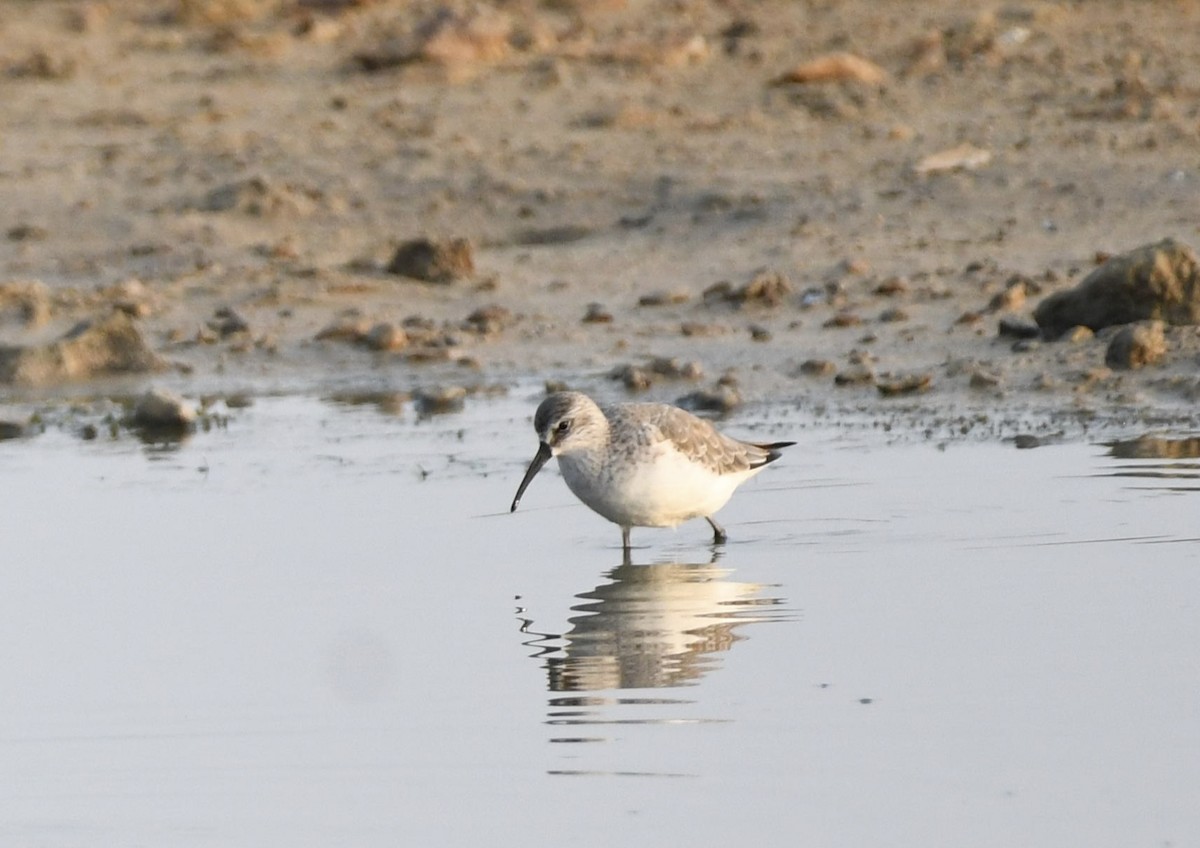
511, 442, 552, 512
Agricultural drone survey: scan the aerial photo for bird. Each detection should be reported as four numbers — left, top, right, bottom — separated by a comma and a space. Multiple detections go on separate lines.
510, 391, 794, 551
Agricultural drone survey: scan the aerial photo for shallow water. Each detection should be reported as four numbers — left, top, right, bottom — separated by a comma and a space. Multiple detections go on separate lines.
1, 393, 1198, 847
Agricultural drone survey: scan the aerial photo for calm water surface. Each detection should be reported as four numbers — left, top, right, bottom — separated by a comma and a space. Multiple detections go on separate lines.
1, 393, 1197, 847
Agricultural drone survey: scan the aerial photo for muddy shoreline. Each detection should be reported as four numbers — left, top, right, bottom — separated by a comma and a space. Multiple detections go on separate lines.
3, 1, 1200, 442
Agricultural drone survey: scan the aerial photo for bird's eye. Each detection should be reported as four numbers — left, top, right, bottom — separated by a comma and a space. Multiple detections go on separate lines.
556, 419, 571, 433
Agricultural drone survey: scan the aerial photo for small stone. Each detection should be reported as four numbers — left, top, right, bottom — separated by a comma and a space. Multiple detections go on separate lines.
647, 357, 703, 380
208, 306, 250, 338
772, 52, 887, 85
1105, 320, 1167, 369
877, 373, 932, 396
133, 388, 196, 431
638, 288, 691, 306
874, 276, 910, 296
796, 359, 836, 377
1062, 325, 1094, 343
609, 364, 653, 391
315, 318, 370, 343
997, 316, 1041, 338
969, 370, 1002, 389
987, 281, 1027, 312
464, 304, 512, 334
879, 308, 909, 323
0, 420, 25, 440
1012, 339, 1041, 352
823, 312, 863, 328
365, 322, 409, 351
385, 237, 474, 283
680, 321, 726, 337
675, 384, 741, 414
834, 366, 875, 386
749, 324, 772, 341
1013, 434, 1043, 449
413, 385, 467, 416
582, 303, 613, 324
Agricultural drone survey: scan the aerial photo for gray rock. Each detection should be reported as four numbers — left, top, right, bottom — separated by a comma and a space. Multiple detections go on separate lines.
413, 385, 467, 416
1105, 320, 1167, 369
385, 237, 474, 283
0, 420, 25, 440
675, 384, 741, 414
133, 388, 196, 430
1034, 238, 1200, 336
0, 311, 165, 386
997, 316, 1041, 339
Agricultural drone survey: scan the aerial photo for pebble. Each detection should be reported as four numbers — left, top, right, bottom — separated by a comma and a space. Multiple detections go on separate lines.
385, 237, 474, 283
1105, 320, 1166, 369
208, 306, 250, 338
365, 322, 409, 351
675, 384, 741, 414
823, 312, 863, 328
834, 366, 875, 386
877, 373, 933, 397
132, 388, 195, 431
874, 276, 910, 296
749, 324, 772, 341
796, 359, 836, 377
413, 385, 467, 416
969, 370, 1002, 389
879, 307, 909, 323
997, 316, 1041, 338
0, 420, 25, 440
1062, 325, 1094, 343
582, 303, 613, 323
637, 288, 691, 307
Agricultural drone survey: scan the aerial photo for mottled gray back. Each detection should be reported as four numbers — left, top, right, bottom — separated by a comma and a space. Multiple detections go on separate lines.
607, 402, 773, 475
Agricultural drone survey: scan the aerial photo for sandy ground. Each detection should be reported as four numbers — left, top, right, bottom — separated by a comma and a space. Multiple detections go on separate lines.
3, 0, 1200, 436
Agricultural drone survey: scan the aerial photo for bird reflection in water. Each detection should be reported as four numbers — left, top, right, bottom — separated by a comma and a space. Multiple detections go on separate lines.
523, 557, 787, 692
518, 556, 791, 774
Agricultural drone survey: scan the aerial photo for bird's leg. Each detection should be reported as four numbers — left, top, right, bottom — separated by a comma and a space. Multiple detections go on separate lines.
705, 516, 727, 545
621, 526, 632, 553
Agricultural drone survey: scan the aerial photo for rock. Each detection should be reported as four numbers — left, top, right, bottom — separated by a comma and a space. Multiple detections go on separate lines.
1105, 320, 1167, 369
796, 359, 836, 377
834, 366, 875, 386
772, 52, 887, 85
0, 312, 165, 387
749, 324, 772, 341
582, 303, 613, 323
969, 370, 1002, 389
0, 420, 25, 440
208, 306, 250, 338
874, 276, 910, 296
997, 316, 1041, 339
365, 322, 408, 351
463, 305, 513, 334
877, 373, 933, 396
1062, 325, 1095, 343
823, 312, 863, 328
413, 385, 467, 416
647, 357, 703, 380
201, 176, 318, 217
0, 280, 52, 327
704, 270, 790, 308
680, 321, 726, 337
675, 384, 741, 414
315, 317, 370, 343
879, 308, 909, 323
385, 238, 474, 283
638, 288, 691, 307
915, 143, 992, 175
133, 389, 196, 431
1034, 238, 1200, 336
609, 364, 652, 391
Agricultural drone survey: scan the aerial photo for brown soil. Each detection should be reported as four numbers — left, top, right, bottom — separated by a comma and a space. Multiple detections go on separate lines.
3, 0, 1200, 432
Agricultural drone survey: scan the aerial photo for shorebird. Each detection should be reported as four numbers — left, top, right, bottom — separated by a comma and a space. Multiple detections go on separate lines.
510, 391, 794, 550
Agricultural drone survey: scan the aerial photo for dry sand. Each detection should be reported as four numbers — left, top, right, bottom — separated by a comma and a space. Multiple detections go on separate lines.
3, 0, 1200, 436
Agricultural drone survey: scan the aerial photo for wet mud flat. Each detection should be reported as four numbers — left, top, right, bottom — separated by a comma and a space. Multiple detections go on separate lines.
1, 392, 1199, 846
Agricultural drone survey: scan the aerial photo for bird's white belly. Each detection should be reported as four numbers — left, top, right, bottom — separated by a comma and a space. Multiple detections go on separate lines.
558, 445, 755, 528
